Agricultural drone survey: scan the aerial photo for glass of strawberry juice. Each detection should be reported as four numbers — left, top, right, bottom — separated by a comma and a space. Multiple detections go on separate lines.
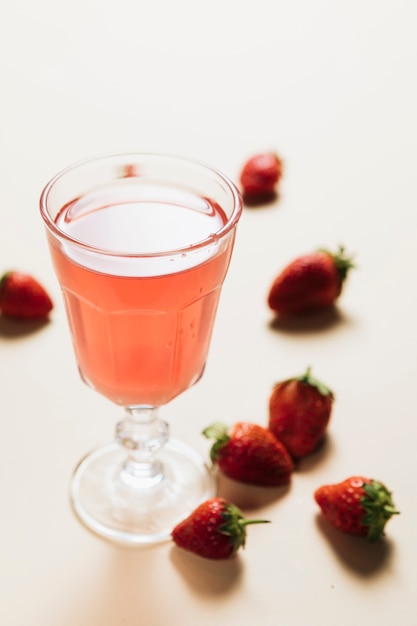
40, 153, 242, 545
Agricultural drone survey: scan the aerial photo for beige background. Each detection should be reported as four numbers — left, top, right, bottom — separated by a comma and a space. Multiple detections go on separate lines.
1, 1, 416, 624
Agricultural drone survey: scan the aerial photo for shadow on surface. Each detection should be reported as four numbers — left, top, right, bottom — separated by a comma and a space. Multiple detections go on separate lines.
268, 305, 350, 334
243, 191, 280, 208
0, 315, 51, 338
169, 544, 244, 594
217, 472, 291, 511
293, 434, 336, 473
315, 514, 395, 576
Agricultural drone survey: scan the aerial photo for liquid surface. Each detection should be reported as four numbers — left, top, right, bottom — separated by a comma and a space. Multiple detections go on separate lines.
56, 184, 226, 254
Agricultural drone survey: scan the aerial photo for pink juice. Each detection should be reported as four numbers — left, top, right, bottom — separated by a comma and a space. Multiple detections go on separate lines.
48, 183, 235, 407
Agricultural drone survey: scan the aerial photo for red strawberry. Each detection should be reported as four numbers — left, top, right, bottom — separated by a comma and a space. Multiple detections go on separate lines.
239, 152, 283, 200
203, 421, 294, 486
0, 271, 53, 321
314, 476, 399, 541
171, 497, 269, 559
268, 246, 354, 315
268, 367, 334, 459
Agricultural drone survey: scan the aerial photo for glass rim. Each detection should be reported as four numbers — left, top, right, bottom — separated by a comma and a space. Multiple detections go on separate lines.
39, 152, 243, 259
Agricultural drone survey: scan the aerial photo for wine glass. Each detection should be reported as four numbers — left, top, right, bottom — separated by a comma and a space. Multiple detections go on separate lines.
39, 153, 242, 545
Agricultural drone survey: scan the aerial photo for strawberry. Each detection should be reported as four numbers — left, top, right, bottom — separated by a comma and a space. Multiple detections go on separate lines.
203, 421, 294, 486
0, 271, 53, 320
171, 497, 269, 559
267, 246, 354, 315
314, 476, 399, 541
268, 367, 334, 459
239, 152, 282, 200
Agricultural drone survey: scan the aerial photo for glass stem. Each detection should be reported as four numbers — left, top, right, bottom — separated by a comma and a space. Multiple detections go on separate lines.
116, 406, 169, 488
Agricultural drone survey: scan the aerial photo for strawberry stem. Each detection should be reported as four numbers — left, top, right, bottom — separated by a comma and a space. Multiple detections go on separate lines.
0, 271, 11, 292
202, 422, 231, 464
219, 502, 270, 552
318, 245, 355, 283
361, 480, 400, 542
294, 367, 333, 397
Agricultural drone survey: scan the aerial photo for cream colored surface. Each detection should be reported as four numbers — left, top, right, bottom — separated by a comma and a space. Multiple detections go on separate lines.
1, 2, 416, 624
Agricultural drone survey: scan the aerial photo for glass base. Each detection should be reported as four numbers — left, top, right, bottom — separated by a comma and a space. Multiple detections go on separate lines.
70, 439, 216, 545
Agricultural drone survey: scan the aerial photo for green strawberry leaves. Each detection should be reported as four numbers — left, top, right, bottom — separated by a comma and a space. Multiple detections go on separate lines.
361, 479, 400, 542
202, 422, 231, 464
294, 366, 334, 397
218, 502, 270, 553
318, 245, 355, 283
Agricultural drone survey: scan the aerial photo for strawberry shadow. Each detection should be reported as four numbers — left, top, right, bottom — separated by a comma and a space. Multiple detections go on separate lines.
293, 434, 335, 473
216, 472, 291, 511
268, 305, 349, 334
243, 191, 280, 208
0, 315, 51, 338
314, 514, 395, 575
169, 545, 244, 594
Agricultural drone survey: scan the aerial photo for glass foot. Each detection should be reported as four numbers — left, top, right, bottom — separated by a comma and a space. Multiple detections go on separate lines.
70, 439, 216, 545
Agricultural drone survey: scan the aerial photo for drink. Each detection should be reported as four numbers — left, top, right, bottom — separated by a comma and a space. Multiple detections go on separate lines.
41, 153, 242, 544
48, 183, 234, 406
